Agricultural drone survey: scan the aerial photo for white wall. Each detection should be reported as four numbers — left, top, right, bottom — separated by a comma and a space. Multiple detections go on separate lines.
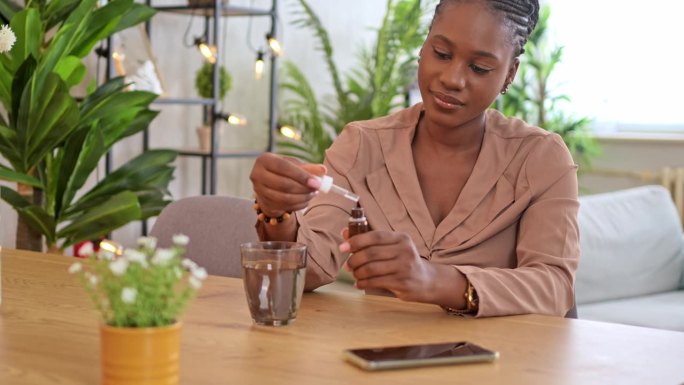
579, 136, 684, 195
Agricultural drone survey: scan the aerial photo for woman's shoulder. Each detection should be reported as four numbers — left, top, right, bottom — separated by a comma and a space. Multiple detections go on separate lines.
345, 103, 422, 133
485, 109, 551, 139
325, 105, 421, 174
485, 108, 571, 159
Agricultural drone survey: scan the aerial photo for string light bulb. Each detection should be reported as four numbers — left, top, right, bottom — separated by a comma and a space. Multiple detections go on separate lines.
266, 33, 283, 57
279, 125, 301, 141
255, 50, 265, 80
194, 37, 217, 64
216, 112, 248, 126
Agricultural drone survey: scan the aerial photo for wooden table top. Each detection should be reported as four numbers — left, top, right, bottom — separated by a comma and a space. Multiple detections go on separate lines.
1, 248, 683, 385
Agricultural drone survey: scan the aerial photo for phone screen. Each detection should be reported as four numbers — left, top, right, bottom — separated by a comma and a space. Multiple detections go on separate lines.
344, 341, 498, 370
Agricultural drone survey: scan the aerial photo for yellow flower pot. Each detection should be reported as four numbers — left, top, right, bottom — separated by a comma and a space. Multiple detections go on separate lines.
100, 322, 181, 385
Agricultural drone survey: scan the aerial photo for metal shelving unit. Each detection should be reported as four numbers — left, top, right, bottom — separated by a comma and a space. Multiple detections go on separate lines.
147, 0, 279, 195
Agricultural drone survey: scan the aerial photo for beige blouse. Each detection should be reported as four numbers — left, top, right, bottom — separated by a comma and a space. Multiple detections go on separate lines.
296, 103, 580, 317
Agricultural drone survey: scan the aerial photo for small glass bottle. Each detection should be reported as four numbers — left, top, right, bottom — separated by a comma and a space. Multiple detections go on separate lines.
348, 205, 368, 237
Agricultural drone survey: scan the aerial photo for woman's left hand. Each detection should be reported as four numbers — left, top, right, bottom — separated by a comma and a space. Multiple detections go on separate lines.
340, 230, 437, 302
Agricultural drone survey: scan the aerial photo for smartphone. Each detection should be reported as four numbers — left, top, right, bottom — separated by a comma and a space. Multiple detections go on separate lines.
343, 341, 499, 371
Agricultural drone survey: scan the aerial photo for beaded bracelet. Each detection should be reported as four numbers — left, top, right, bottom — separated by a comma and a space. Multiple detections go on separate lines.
253, 200, 292, 226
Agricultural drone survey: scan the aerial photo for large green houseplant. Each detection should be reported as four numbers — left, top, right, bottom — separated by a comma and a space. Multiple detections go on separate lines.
277, 0, 430, 163
498, 5, 598, 166
0, 0, 177, 252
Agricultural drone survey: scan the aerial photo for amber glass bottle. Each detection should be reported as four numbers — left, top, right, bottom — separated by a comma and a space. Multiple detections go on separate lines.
348, 205, 368, 237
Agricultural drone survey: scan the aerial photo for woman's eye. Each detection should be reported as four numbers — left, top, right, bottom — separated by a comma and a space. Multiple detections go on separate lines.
433, 48, 451, 60
470, 64, 492, 74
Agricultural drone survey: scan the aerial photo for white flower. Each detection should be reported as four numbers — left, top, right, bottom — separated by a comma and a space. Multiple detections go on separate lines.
174, 267, 183, 279
181, 258, 197, 270
98, 249, 115, 261
172, 234, 189, 246
77, 242, 95, 258
137, 236, 157, 250
191, 267, 208, 281
124, 249, 148, 267
121, 287, 137, 304
86, 273, 98, 287
189, 276, 203, 289
151, 248, 175, 266
109, 258, 129, 276
0, 25, 16, 53
68, 262, 82, 274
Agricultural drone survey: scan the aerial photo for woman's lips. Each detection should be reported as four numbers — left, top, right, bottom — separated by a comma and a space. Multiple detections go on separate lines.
432, 91, 464, 110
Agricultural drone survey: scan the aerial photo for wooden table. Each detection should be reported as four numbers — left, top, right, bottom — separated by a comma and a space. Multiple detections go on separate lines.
1, 249, 683, 385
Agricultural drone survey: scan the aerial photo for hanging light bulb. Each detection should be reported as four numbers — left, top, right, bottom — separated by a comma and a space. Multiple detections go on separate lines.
279, 125, 301, 141
266, 33, 283, 57
111, 50, 126, 76
195, 37, 217, 64
216, 112, 248, 126
99, 239, 124, 256
255, 50, 265, 80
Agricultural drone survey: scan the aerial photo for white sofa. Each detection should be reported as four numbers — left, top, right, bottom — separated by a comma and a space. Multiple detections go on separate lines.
575, 185, 684, 331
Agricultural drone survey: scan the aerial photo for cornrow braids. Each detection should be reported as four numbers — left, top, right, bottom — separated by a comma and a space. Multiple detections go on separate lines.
432, 0, 540, 56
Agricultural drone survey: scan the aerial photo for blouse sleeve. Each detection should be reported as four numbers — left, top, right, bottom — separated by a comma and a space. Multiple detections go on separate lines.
296, 124, 362, 291
455, 134, 580, 317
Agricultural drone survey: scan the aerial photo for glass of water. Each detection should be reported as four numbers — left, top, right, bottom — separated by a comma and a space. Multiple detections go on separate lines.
240, 242, 307, 326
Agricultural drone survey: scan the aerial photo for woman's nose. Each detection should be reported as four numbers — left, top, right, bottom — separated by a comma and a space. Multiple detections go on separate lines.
439, 61, 467, 90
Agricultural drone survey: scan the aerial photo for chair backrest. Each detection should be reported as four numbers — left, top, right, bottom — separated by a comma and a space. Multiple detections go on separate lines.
150, 196, 258, 278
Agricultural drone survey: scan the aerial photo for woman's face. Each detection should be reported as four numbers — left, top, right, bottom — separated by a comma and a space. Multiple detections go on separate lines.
418, 1, 518, 130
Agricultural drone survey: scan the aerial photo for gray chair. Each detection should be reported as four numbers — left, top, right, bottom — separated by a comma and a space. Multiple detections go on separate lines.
150, 196, 258, 278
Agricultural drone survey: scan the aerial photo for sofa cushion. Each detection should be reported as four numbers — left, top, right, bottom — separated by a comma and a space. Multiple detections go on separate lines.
578, 291, 684, 332
576, 185, 684, 305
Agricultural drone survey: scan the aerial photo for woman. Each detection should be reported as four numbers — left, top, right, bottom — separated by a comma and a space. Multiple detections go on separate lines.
249, 0, 579, 317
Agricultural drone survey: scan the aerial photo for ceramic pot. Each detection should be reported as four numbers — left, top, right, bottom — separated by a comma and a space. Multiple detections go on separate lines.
101, 322, 181, 385
196, 126, 212, 152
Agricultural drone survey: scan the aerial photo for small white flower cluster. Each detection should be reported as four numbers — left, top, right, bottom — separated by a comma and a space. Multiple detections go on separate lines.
0, 24, 16, 53
68, 234, 206, 327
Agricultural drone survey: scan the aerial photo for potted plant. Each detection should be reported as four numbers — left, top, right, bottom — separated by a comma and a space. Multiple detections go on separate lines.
69, 235, 207, 385
0, 0, 177, 252
277, 0, 427, 163
194, 61, 232, 151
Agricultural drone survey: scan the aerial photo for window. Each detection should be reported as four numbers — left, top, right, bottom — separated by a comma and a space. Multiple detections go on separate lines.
545, 0, 684, 133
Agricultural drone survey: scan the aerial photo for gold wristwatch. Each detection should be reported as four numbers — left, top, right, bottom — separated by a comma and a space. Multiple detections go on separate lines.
442, 280, 479, 315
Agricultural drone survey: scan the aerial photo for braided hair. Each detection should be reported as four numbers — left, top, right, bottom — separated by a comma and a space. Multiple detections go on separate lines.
432, 0, 540, 56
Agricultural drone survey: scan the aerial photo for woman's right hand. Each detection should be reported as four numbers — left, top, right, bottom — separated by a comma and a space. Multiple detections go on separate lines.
249, 153, 326, 217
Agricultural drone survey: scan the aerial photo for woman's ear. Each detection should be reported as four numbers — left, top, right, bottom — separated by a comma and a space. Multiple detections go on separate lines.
506, 57, 520, 85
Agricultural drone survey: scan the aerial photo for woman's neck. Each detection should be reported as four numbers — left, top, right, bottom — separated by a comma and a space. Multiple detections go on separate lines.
415, 112, 486, 153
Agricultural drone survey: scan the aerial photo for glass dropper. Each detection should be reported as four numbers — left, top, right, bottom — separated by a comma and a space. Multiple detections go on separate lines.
314, 175, 360, 202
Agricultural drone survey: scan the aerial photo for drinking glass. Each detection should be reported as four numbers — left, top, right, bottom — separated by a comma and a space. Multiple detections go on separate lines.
240, 242, 307, 326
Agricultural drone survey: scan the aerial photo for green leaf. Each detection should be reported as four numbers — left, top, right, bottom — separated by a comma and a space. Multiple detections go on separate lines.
59, 126, 105, 217
64, 150, 177, 217
0, 124, 19, 169
10, 55, 36, 129
54, 56, 87, 88
43, 0, 81, 31
16, 72, 80, 171
69, 0, 131, 58
113, 3, 157, 33
0, 165, 42, 187
34, 0, 96, 88
0, 0, 19, 21
58, 191, 142, 248
8, 8, 42, 73
0, 186, 56, 244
